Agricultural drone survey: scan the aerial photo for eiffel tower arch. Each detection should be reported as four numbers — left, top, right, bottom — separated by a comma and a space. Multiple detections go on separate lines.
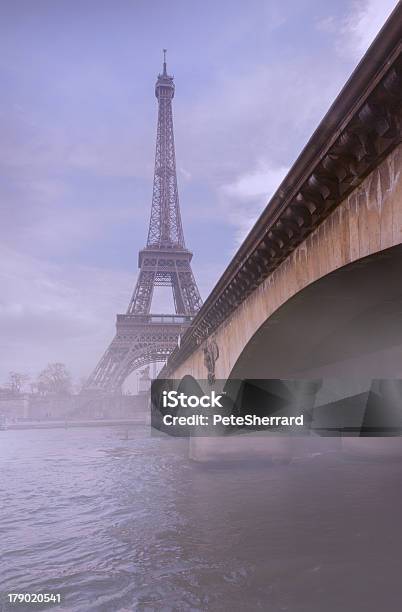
86, 52, 202, 393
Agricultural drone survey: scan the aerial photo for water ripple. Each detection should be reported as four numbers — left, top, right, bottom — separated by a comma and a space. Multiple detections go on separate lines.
1, 428, 402, 611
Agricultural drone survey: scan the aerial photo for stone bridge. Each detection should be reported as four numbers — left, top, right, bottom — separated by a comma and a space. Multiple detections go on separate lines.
160, 9, 402, 460
163, 9, 402, 386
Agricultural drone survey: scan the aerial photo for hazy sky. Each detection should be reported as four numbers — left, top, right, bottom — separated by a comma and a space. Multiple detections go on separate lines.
0, 0, 398, 387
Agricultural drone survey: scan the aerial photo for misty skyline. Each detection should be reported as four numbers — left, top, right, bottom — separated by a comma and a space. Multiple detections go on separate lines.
0, 0, 398, 385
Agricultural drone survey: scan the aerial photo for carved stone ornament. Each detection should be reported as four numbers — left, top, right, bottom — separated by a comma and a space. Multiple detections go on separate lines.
203, 340, 220, 385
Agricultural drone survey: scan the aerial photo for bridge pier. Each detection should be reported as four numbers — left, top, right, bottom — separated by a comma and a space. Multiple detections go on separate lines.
189, 435, 402, 464
189, 433, 294, 464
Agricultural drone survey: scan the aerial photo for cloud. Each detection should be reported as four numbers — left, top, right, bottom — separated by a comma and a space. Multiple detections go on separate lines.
0, 246, 134, 383
343, 0, 398, 59
171, 51, 351, 262
318, 0, 399, 62
0, 245, 224, 386
176, 51, 352, 197
220, 162, 289, 245
222, 163, 288, 200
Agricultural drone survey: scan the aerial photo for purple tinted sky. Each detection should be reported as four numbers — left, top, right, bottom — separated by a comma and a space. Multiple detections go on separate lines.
0, 0, 398, 387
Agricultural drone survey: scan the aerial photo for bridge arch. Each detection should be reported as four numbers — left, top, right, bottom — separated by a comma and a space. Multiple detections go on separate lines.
228, 243, 402, 380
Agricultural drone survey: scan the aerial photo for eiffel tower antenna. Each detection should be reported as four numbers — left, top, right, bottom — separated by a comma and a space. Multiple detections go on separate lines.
86, 55, 202, 392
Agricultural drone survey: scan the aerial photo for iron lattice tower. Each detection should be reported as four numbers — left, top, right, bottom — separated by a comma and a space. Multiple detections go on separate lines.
86, 51, 202, 392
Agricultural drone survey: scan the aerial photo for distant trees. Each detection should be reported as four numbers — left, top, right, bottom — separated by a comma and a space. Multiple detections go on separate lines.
2, 364, 81, 396
37, 362, 72, 395
7, 371, 29, 394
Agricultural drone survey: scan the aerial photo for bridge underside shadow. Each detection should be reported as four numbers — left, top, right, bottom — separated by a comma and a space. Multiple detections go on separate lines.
230, 244, 402, 380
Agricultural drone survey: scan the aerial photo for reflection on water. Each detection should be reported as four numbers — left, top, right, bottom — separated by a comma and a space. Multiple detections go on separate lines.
1, 428, 402, 611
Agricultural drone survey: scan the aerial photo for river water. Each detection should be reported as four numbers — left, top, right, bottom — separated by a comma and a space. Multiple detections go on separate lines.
1, 427, 402, 611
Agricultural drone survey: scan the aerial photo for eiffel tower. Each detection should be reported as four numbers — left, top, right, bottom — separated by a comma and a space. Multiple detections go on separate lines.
86, 51, 202, 392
